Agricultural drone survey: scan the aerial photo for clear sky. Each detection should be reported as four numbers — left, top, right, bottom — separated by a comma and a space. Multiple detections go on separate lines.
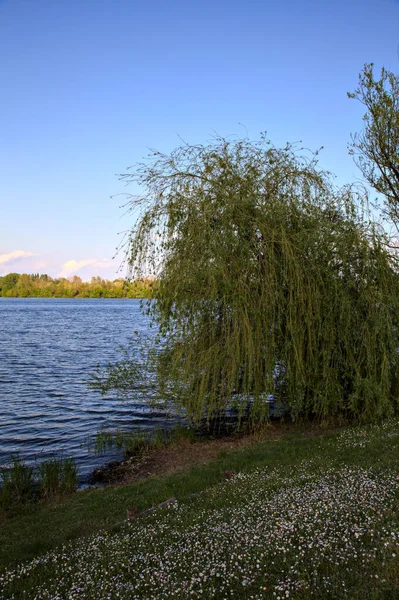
1, 0, 399, 280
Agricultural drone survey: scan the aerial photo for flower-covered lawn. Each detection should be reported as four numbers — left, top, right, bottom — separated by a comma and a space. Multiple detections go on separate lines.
1, 420, 399, 599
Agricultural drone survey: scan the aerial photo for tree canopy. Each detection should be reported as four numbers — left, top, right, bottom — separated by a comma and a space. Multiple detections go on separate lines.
97, 135, 399, 424
348, 63, 399, 234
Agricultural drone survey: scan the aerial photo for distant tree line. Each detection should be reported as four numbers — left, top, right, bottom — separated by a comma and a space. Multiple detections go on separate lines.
0, 273, 155, 298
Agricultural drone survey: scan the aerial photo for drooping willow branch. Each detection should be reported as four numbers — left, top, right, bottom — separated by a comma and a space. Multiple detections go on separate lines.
100, 135, 399, 424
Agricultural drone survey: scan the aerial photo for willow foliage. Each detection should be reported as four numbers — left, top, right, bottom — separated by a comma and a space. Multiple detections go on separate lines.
120, 135, 399, 423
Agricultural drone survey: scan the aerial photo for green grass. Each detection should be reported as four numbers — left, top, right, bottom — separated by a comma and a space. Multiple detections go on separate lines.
0, 456, 35, 511
0, 455, 79, 514
1, 419, 399, 598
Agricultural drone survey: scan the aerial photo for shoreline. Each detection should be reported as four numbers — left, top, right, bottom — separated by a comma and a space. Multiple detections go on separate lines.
86, 420, 331, 488
87, 430, 269, 486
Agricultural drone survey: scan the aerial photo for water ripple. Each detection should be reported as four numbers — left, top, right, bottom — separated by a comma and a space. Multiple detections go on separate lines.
0, 298, 171, 481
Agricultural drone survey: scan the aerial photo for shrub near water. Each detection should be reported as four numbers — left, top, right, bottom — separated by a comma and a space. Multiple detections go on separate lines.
0, 455, 78, 511
90, 425, 199, 458
38, 456, 78, 498
0, 456, 35, 510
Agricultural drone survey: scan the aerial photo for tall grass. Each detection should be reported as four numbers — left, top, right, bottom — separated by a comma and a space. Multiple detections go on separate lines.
38, 456, 78, 497
0, 456, 35, 510
90, 424, 197, 458
0, 455, 78, 512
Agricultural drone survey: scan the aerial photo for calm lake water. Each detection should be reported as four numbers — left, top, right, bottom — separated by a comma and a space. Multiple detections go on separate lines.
0, 298, 173, 481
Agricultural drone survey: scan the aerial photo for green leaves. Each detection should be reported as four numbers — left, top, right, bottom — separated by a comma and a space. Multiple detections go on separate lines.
348, 63, 399, 234
115, 136, 399, 424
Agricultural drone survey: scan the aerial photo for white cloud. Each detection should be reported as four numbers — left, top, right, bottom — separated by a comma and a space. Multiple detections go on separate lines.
59, 258, 114, 278
0, 252, 118, 280
0, 250, 34, 266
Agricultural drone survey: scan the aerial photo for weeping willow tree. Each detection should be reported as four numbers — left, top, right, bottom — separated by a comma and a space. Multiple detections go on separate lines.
104, 135, 399, 424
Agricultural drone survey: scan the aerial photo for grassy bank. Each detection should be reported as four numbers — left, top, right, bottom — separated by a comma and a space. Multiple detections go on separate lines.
1, 419, 399, 598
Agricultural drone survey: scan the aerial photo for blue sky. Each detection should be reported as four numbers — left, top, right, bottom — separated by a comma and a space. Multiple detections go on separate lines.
1, 0, 399, 279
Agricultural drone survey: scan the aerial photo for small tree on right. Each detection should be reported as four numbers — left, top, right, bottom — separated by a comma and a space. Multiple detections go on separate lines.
348, 63, 399, 234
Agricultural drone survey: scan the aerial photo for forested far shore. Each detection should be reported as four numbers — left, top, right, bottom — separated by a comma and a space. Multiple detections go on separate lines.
0, 272, 155, 298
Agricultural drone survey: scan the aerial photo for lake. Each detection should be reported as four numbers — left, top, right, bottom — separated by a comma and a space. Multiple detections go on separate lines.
0, 298, 174, 482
